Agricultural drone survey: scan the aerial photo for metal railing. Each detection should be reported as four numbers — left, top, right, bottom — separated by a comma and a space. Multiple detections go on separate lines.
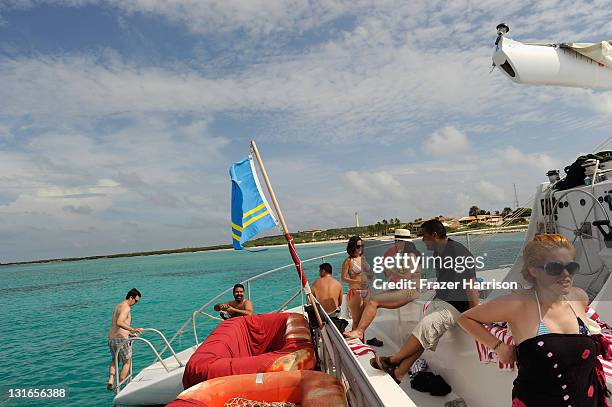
112, 328, 183, 393
159, 248, 350, 350
160, 233, 522, 354
128, 231, 525, 387
315, 307, 395, 406
276, 288, 302, 313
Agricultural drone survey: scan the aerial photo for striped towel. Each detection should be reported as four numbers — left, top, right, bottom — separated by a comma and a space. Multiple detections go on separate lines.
423, 300, 431, 313
347, 339, 375, 357
475, 322, 515, 370
585, 307, 612, 380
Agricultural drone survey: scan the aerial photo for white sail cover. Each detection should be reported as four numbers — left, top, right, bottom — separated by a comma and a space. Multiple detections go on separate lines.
566, 41, 612, 68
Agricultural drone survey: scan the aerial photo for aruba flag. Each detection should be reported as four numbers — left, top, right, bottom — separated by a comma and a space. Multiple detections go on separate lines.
230, 155, 278, 250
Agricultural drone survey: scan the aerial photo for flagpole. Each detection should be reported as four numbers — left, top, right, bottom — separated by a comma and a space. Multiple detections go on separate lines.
250, 140, 323, 329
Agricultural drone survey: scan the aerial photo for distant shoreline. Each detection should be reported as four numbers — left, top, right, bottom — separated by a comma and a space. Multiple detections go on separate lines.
0, 238, 349, 267
0, 227, 528, 267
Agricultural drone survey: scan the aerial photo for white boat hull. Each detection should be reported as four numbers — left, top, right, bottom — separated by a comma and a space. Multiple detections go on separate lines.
493, 37, 612, 90
113, 346, 195, 406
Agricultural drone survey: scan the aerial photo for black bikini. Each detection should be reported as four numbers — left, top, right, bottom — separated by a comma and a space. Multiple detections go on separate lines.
511, 291, 608, 406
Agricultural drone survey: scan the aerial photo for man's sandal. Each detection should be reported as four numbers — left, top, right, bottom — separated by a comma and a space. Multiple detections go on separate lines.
369, 356, 402, 384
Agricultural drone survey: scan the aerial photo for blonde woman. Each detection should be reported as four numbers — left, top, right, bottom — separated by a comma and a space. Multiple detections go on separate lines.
458, 234, 610, 406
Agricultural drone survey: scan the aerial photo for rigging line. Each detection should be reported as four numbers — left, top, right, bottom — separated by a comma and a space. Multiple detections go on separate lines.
467, 203, 533, 249
467, 133, 612, 251
591, 135, 612, 153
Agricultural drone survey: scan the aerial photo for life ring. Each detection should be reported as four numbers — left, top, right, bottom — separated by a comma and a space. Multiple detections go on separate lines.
168, 370, 348, 407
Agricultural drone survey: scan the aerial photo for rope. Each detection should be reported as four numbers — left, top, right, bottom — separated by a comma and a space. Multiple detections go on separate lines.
465, 202, 533, 255
225, 397, 296, 407
465, 134, 612, 256
591, 135, 612, 153
199, 311, 224, 321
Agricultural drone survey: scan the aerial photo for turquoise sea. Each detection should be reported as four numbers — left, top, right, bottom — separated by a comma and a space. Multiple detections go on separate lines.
0, 232, 524, 406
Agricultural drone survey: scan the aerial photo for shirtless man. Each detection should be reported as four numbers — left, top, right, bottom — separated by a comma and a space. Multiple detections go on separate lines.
213, 284, 253, 318
107, 288, 143, 391
311, 263, 343, 315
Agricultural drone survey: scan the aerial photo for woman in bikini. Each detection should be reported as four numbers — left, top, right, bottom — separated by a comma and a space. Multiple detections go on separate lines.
341, 236, 371, 332
459, 234, 610, 406
344, 229, 421, 341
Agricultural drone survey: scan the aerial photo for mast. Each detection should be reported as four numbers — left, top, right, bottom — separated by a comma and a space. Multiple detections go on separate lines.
250, 140, 323, 328
513, 183, 519, 209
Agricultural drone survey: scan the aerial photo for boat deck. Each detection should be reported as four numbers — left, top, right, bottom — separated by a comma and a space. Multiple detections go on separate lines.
114, 346, 195, 406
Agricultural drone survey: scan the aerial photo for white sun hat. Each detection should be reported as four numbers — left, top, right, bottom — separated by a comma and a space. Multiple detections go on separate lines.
394, 228, 411, 241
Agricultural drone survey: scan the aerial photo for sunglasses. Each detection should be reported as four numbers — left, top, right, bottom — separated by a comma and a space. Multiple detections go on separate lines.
537, 261, 580, 276
355, 244, 363, 248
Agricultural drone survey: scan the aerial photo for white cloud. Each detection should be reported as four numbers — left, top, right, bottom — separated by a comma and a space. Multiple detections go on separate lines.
496, 146, 559, 172
475, 180, 506, 203
423, 126, 469, 156
62, 204, 93, 215
344, 170, 407, 201
1, 0, 611, 261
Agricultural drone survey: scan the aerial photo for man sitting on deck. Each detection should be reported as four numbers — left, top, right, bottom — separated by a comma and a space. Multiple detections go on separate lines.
311, 262, 343, 315
214, 283, 254, 318
371, 220, 480, 384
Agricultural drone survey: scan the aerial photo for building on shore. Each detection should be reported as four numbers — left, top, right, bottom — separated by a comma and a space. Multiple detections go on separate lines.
302, 228, 323, 237
458, 215, 503, 226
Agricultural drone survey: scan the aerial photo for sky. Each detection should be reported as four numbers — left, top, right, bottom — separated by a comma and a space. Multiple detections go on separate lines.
1, 0, 612, 262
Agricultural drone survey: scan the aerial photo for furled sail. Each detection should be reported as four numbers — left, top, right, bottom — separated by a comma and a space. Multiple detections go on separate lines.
492, 24, 612, 90
565, 41, 612, 68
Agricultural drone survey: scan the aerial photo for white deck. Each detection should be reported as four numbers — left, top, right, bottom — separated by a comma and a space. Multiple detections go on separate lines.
114, 265, 612, 406
113, 346, 195, 406
339, 267, 517, 407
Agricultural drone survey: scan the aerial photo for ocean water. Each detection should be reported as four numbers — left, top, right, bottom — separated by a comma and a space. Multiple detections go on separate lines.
0, 232, 524, 406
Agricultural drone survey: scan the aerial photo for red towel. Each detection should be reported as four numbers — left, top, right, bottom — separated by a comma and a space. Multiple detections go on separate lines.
182, 313, 314, 389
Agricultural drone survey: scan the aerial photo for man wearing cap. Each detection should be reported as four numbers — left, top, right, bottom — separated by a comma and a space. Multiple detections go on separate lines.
344, 229, 421, 342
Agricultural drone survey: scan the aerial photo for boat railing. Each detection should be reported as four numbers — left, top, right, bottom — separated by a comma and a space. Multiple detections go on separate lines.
276, 288, 302, 312
157, 230, 525, 358
113, 328, 182, 393
159, 247, 349, 353
315, 308, 389, 406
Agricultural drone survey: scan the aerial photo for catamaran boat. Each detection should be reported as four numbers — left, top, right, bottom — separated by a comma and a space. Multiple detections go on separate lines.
113, 25, 612, 406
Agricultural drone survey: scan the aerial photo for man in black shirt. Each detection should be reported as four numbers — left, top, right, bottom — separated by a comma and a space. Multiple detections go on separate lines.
370, 220, 479, 384
428, 233, 478, 313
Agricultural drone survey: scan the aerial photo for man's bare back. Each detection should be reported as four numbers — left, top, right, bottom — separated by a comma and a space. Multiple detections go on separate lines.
312, 274, 343, 314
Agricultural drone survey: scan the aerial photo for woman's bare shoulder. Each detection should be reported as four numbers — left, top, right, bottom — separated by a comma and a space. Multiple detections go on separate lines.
488, 290, 532, 310
567, 286, 589, 307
